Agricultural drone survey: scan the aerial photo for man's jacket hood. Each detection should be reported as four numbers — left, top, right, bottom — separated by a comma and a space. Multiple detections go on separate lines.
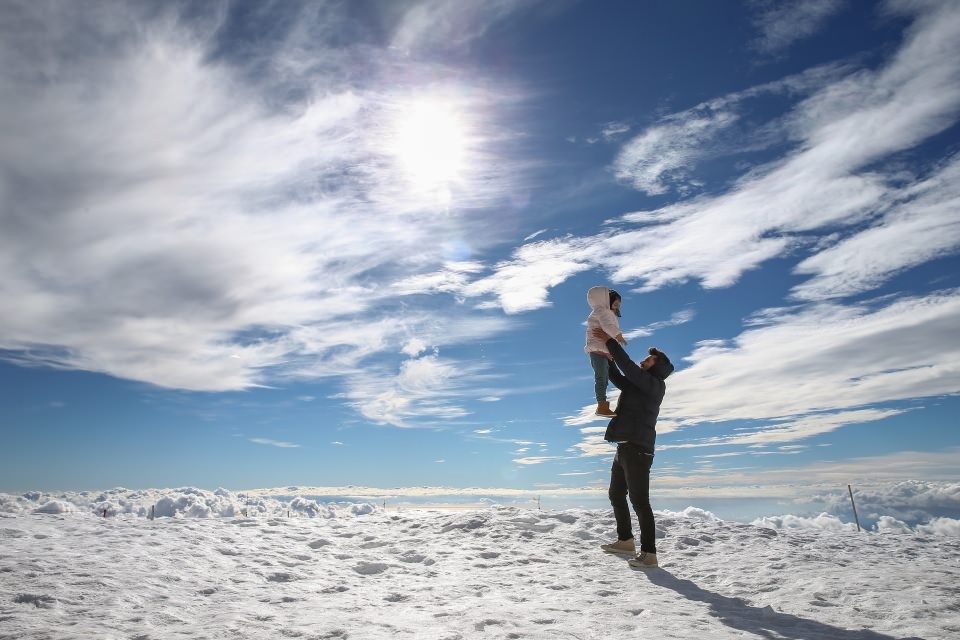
650, 361, 675, 380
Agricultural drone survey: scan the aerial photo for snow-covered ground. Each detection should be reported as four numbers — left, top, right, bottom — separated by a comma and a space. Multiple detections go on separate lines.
2, 492, 958, 639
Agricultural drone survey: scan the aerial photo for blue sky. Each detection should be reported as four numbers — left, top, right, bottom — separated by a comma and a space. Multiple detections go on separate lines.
2, 0, 959, 508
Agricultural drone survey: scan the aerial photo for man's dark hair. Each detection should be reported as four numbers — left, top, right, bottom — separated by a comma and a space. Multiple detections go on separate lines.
648, 347, 674, 380
648, 347, 670, 364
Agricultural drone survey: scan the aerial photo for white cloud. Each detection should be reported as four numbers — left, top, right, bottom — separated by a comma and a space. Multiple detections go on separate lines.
751, 0, 846, 54
660, 409, 909, 450
464, 237, 597, 314
622, 309, 695, 340
601, 121, 631, 140
613, 108, 739, 195
0, 3, 525, 393
391, 262, 486, 297
649, 450, 960, 498
612, 63, 848, 196
666, 291, 960, 426
341, 348, 504, 428
402, 338, 430, 357
752, 512, 858, 531
522, 228, 549, 242
513, 455, 567, 465
791, 153, 960, 301
249, 438, 300, 449
453, 4, 960, 311
808, 479, 960, 524
389, 0, 546, 54
916, 517, 960, 536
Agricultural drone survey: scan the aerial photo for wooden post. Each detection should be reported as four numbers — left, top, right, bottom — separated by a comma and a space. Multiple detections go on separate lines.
149, 505, 155, 521
848, 484, 861, 532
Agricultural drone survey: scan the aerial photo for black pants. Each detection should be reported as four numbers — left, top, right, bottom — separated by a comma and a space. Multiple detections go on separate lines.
609, 443, 656, 553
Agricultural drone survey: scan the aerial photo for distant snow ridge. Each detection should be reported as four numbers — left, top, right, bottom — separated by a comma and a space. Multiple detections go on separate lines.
0, 487, 377, 519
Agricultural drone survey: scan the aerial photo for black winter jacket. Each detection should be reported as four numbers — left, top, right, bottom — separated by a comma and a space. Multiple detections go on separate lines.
603, 339, 667, 454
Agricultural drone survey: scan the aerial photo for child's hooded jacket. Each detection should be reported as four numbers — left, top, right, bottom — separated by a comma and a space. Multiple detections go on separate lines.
584, 285, 623, 355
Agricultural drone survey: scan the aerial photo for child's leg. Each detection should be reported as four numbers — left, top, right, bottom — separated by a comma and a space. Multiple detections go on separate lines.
589, 354, 610, 402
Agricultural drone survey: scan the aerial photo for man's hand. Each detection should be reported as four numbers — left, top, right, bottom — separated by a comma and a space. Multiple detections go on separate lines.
592, 327, 612, 342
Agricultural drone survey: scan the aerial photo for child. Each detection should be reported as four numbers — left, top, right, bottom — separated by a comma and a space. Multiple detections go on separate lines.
585, 286, 627, 416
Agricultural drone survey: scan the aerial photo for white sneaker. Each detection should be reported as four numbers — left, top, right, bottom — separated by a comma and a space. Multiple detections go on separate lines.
600, 537, 635, 555
628, 551, 659, 568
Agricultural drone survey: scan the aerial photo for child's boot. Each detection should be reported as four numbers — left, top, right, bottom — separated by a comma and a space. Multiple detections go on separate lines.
596, 401, 616, 416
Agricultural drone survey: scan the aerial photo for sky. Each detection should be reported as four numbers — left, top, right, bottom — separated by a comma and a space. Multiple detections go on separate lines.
2, 0, 959, 511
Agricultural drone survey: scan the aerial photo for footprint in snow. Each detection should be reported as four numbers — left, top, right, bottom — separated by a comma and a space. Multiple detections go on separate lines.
474, 619, 502, 631
265, 571, 301, 582
384, 593, 410, 602
14, 593, 57, 608
359, 540, 390, 549
545, 513, 578, 524
308, 539, 332, 549
398, 551, 434, 565
353, 561, 389, 575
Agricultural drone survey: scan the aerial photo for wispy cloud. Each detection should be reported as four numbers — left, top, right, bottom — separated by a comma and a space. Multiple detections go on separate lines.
666, 291, 960, 427
567, 289, 960, 459
613, 108, 739, 195
0, 2, 529, 398
750, 0, 846, 54
513, 455, 568, 465
600, 121, 631, 140
451, 1, 960, 310
651, 449, 960, 498
612, 63, 849, 196
791, 153, 960, 301
623, 309, 695, 340
389, 0, 548, 54
249, 438, 300, 449
464, 237, 598, 314
339, 345, 506, 427
660, 409, 909, 450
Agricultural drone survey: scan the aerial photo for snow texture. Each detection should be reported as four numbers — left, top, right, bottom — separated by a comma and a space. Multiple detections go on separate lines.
1, 496, 957, 639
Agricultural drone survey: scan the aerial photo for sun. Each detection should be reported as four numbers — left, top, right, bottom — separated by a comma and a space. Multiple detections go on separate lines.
392, 99, 467, 192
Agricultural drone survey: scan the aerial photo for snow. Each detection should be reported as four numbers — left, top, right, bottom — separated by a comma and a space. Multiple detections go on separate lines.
2, 491, 958, 639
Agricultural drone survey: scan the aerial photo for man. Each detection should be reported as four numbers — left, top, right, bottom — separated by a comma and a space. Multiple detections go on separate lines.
591, 326, 674, 569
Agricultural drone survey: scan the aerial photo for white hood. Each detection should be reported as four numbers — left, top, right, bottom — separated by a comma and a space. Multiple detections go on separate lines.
587, 285, 610, 311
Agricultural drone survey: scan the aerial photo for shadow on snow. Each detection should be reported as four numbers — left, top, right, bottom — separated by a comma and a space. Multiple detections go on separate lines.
642, 569, 924, 640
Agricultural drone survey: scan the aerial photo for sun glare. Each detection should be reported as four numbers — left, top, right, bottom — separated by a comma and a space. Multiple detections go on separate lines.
392, 99, 467, 193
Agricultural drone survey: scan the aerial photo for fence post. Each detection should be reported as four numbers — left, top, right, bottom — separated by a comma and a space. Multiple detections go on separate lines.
848, 484, 861, 532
